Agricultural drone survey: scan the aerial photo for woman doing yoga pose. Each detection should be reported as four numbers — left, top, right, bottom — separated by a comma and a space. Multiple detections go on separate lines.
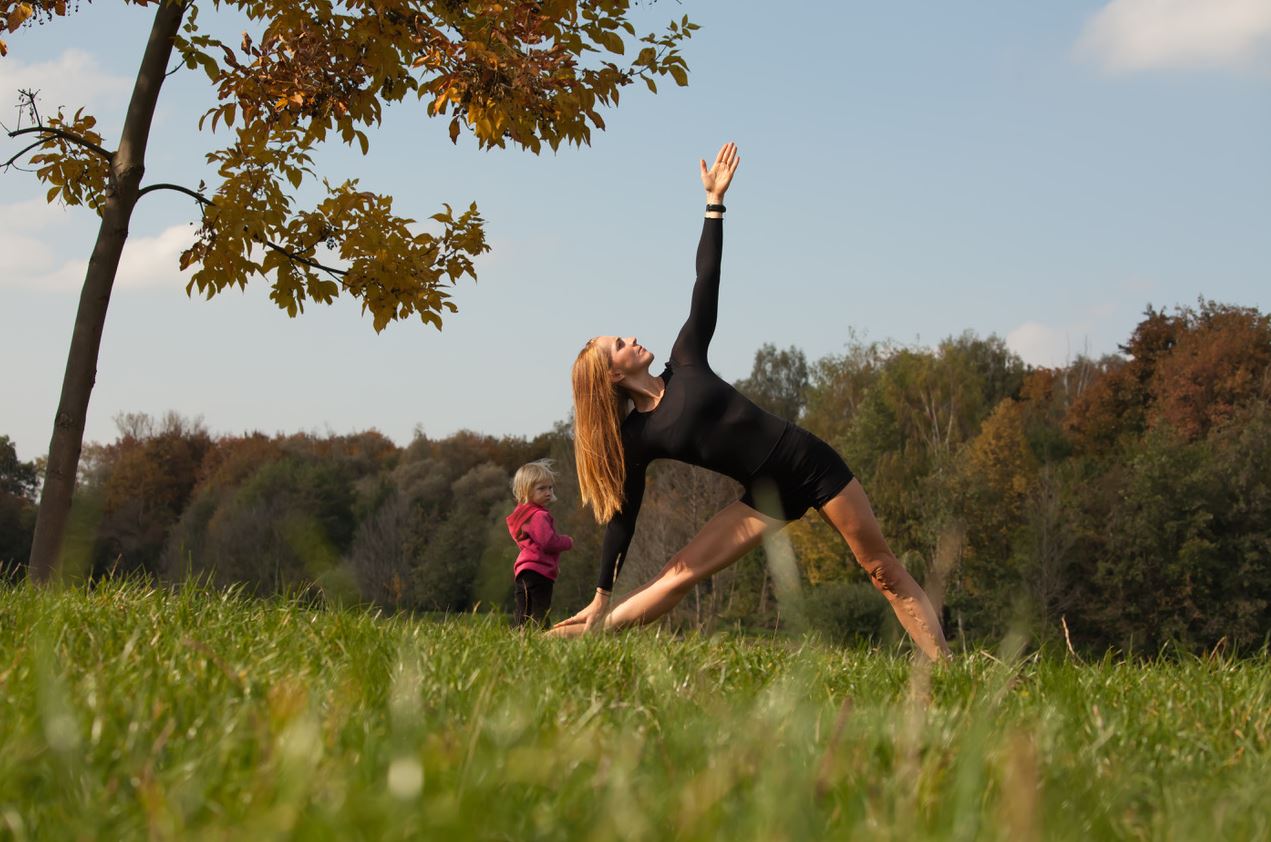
554, 143, 950, 661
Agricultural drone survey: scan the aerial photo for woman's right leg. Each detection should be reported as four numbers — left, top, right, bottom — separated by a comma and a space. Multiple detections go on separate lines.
602, 501, 785, 631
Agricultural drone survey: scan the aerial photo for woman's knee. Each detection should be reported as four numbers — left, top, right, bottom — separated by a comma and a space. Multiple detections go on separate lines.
658, 552, 703, 596
859, 554, 905, 597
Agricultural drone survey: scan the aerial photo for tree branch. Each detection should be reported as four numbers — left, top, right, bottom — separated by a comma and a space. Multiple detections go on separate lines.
139, 181, 350, 280
136, 181, 211, 204
17, 88, 43, 128
259, 238, 348, 279
7, 126, 113, 161
2, 137, 51, 169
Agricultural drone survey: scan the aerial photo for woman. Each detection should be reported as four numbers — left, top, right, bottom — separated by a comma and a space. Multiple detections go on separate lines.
555, 142, 949, 661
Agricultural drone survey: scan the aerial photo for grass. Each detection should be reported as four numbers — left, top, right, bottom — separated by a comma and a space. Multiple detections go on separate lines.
0, 580, 1268, 841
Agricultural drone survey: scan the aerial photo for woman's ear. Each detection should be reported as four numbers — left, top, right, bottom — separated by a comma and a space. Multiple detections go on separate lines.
609, 369, 623, 385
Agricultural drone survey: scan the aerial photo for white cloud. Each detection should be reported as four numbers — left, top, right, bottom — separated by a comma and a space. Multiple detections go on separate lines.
0, 198, 76, 287
0, 48, 131, 121
1006, 321, 1085, 368
115, 224, 198, 289
1077, 0, 1271, 73
0, 196, 195, 291
0, 195, 69, 231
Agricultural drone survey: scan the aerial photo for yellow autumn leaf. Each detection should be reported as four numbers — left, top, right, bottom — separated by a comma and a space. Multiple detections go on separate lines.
7, 3, 34, 33
594, 29, 624, 55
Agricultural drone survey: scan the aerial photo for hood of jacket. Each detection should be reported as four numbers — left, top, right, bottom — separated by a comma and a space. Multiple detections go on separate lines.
506, 502, 545, 541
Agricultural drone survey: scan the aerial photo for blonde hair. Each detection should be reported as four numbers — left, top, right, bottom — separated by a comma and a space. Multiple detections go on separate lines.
512, 459, 557, 504
572, 339, 628, 523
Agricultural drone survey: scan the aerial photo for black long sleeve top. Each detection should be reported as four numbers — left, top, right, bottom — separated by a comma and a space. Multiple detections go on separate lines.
596, 217, 789, 591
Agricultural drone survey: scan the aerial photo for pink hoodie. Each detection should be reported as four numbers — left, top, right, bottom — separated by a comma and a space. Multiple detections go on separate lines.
506, 502, 573, 581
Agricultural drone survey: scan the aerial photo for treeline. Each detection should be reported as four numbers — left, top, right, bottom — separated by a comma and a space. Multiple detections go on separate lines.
2, 300, 1268, 653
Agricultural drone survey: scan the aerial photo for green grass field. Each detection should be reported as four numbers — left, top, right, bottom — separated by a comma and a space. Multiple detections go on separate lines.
0, 581, 1267, 841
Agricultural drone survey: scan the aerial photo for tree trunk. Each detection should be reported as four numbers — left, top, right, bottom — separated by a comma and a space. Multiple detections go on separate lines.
27, 0, 186, 584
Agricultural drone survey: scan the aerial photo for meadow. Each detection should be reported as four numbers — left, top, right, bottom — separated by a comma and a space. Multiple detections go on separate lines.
0, 580, 1268, 841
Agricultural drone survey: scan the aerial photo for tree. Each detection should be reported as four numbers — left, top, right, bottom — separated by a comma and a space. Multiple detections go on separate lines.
413, 461, 507, 611
162, 441, 370, 594
1147, 301, 1271, 440
734, 343, 810, 423
946, 397, 1039, 635
1062, 307, 1179, 454
1, 0, 698, 583
801, 337, 890, 445
812, 334, 1024, 567
0, 434, 38, 499
0, 435, 39, 576
86, 412, 212, 578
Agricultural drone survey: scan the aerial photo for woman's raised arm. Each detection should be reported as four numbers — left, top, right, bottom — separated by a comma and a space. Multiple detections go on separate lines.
671, 142, 742, 365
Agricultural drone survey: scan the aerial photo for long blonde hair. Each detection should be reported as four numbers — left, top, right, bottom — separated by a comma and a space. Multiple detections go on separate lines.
572, 339, 627, 523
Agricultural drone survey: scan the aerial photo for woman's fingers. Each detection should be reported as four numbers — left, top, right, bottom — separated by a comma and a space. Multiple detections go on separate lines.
712, 143, 739, 174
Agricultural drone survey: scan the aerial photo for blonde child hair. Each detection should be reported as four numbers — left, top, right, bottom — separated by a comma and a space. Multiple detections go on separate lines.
512, 459, 558, 505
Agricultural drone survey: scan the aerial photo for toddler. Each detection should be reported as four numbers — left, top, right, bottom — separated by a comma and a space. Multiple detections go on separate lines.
506, 460, 573, 627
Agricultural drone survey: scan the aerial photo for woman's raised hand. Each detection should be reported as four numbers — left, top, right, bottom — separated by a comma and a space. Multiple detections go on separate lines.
699, 141, 740, 204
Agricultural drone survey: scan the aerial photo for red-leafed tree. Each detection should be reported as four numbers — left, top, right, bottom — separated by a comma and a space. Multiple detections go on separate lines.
1064, 302, 1271, 451
1148, 302, 1271, 440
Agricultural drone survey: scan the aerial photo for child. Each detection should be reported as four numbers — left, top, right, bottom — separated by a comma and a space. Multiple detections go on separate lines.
506, 460, 573, 627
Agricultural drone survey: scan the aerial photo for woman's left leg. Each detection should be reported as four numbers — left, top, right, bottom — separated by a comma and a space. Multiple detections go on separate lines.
818, 479, 950, 661
601, 501, 785, 631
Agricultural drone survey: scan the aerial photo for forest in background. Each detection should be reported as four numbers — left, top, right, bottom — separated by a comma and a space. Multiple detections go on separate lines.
2, 299, 1268, 654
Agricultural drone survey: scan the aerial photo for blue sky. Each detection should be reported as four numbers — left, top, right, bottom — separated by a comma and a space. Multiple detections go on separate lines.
2, 0, 1269, 461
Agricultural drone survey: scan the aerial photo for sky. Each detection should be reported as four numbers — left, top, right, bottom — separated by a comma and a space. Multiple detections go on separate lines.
2, 0, 1269, 462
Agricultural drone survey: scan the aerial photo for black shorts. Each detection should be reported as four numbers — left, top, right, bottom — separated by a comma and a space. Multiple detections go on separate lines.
740, 423, 855, 522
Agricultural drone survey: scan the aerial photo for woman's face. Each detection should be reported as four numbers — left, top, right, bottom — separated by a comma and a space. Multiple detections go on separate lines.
600, 335, 654, 382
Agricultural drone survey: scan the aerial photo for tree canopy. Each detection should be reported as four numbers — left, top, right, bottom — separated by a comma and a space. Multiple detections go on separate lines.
4, 0, 697, 330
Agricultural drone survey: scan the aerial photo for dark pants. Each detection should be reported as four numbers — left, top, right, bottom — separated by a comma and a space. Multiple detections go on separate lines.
514, 570, 554, 627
